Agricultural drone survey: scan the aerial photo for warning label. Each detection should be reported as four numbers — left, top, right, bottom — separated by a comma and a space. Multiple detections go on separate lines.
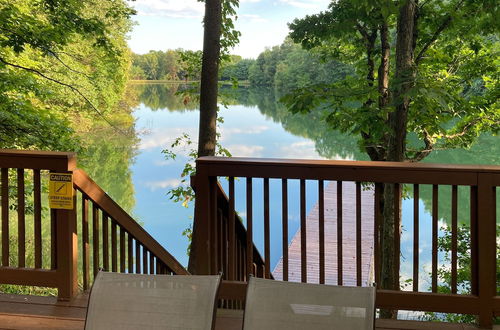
49, 173, 74, 209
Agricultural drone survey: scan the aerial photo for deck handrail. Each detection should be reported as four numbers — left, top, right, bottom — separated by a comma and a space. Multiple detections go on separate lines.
190, 176, 270, 281
73, 169, 188, 276
191, 156, 499, 328
0, 149, 188, 301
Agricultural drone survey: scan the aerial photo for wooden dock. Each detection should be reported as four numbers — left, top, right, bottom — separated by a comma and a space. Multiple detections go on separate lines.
273, 181, 375, 285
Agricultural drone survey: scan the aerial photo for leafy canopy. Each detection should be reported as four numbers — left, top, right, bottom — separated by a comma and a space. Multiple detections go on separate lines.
0, 0, 135, 150
285, 0, 499, 161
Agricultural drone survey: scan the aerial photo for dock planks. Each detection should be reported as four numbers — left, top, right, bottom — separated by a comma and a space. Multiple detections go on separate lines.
273, 181, 375, 285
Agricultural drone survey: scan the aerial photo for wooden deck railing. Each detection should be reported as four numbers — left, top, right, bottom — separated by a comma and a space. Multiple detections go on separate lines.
191, 177, 269, 282
0, 149, 188, 300
191, 156, 500, 328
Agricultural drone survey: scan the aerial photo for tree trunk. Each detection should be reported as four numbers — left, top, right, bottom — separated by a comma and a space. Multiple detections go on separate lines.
378, 22, 390, 110
379, 0, 417, 319
389, 0, 416, 162
197, 0, 222, 157
378, 183, 402, 319
189, 0, 222, 275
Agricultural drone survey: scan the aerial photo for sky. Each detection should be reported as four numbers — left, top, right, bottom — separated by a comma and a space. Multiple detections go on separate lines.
128, 0, 331, 59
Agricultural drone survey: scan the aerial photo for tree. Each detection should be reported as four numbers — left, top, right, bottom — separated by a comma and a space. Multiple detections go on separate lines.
179, 50, 203, 81
188, 0, 240, 274
285, 0, 499, 318
0, 0, 134, 150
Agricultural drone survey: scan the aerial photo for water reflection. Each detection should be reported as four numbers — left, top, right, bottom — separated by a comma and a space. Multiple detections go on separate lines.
85, 83, 499, 276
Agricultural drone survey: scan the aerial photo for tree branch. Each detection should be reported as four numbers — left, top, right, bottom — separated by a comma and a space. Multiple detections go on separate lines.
407, 129, 433, 162
415, 0, 466, 64
440, 118, 499, 140
0, 57, 126, 135
361, 131, 385, 161
355, 23, 370, 41
45, 49, 93, 79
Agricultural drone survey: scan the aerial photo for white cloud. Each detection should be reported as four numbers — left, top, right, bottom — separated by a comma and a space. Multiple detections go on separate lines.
220, 125, 270, 136
279, 0, 330, 10
153, 159, 174, 166
138, 127, 198, 150
144, 178, 183, 191
133, 0, 204, 18
225, 144, 264, 157
240, 14, 267, 23
277, 141, 323, 159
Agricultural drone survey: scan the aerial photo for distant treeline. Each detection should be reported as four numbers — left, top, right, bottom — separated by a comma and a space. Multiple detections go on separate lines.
130, 40, 351, 91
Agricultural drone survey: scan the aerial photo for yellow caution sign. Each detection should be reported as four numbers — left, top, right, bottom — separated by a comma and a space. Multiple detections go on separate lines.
49, 173, 74, 209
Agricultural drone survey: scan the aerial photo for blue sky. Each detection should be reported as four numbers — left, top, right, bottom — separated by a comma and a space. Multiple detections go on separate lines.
128, 0, 330, 58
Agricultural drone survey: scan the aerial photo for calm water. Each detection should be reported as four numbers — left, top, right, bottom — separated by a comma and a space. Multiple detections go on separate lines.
82, 83, 499, 290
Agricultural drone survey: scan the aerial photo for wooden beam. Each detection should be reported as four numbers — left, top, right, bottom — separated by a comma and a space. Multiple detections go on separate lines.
376, 290, 480, 314
0, 267, 58, 287
0, 149, 76, 171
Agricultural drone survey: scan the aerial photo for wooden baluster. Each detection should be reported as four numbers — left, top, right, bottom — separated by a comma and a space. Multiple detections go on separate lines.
156, 257, 160, 275
282, 179, 288, 281
136, 242, 141, 274
243, 247, 247, 280
394, 183, 402, 289
217, 209, 223, 276
228, 177, 236, 281
1, 168, 9, 267
128, 234, 133, 273
451, 185, 458, 294
33, 170, 42, 268
102, 213, 109, 271
300, 179, 307, 283
111, 220, 117, 272
355, 182, 361, 286
413, 184, 419, 292
374, 183, 382, 285
82, 195, 89, 290
318, 180, 325, 285
432, 184, 438, 293
92, 204, 100, 278
150, 253, 154, 274
210, 177, 218, 274
143, 247, 148, 274
264, 178, 270, 279
239, 241, 243, 281
246, 177, 253, 279
50, 209, 56, 270
236, 240, 241, 281
222, 212, 228, 279
470, 186, 478, 295
17, 169, 25, 268
120, 226, 126, 273
337, 181, 343, 285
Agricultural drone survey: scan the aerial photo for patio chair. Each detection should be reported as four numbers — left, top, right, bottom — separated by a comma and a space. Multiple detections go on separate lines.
84, 272, 221, 330
242, 277, 376, 330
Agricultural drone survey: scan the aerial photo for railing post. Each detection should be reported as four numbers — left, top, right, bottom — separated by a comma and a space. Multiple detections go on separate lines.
189, 163, 212, 275
477, 173, 496, 328
56, 174, 78, 300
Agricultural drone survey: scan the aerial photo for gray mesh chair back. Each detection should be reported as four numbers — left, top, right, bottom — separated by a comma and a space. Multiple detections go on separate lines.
243, 277, 375, 330
85, 272, 221, 330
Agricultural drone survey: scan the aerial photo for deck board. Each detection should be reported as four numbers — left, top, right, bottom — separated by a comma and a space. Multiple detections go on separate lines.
0, 293, 494, 329
273, 181, 375, 285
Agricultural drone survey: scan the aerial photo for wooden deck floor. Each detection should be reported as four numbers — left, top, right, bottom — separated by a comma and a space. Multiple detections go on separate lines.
273, 181, 375, 285
0, 293, 495, 330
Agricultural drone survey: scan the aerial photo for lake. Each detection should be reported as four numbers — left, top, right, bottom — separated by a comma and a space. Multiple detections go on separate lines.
80, 83, 499, 290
